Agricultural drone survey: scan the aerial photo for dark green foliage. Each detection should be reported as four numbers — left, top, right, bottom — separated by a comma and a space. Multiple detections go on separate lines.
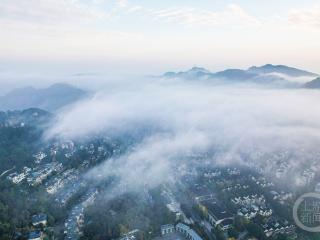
0, 180, 66, 239
0, 126, 41, 172
246, 222, 266, 239
81, 189, 175, 240
234, 215, 246, 232
212, 226, 225, 240
228, 228, 239, 238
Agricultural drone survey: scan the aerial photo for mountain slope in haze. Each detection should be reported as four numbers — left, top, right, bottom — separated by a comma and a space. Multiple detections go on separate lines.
247, 64, 318, 77
0, 83, 87, 112
213, 69, 257, 81
163, 67, 212, 79
162, 64, 318, 86
304, 77, 320, 89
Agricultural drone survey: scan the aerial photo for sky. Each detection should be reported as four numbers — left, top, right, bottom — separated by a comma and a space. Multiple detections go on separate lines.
0, 0, 320, 87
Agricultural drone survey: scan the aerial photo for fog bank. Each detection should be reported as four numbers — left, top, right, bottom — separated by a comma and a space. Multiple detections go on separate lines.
46, 80, 320, 191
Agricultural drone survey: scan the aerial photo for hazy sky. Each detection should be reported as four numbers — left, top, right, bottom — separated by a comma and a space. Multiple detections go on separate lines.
1, 0, 320, 78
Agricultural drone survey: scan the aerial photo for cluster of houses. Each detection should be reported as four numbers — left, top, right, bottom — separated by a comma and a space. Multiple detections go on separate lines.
273, 159, 319, 189
260, 218, 295, 238
227, 168, 240, 176
6, 162, 62, 186
27, 162, 63, 186
33, 152, 47, 164
251, 176, 274, 188
232, 195, 273, 219
161, 223, 202, 240
275, 163, 289, 179
54, 177, 84, 206
232, 195, 265, 206
203, 170, 221, 179
119, 229, 140, 240
203, 168, 242, 180
297, 168, 316, 187
45, 168, 79, 194
0, 117, 26, 128
222, 183, 249, 192
185, 166, 298, 239
270, 191, 293, 204
7, 167, 31, 184
237, 205, 272, 220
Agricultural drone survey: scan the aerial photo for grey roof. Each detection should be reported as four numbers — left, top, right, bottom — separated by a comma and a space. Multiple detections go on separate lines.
202, 201, 232, 220
161, 224, 174, 231
32, 213, 47, 224
28, 231, 41, 240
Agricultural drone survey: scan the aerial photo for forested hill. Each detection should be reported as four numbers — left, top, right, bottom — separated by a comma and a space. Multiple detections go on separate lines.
0, 108, 51, 172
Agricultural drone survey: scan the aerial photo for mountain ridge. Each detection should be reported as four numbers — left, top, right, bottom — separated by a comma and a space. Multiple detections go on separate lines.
304, 77, 320, 89
162, 64, 319, 86
247, 64, 318, 77
0, 83, 87, 112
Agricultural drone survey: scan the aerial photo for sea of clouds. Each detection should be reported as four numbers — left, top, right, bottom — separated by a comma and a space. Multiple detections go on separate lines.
45, 79, 320, 193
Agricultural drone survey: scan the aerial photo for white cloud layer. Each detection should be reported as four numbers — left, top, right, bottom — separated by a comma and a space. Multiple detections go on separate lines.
46, 80, 320, 192
149, 4, 260, 27
0, 0, 108, 25
289, 5, 320, 28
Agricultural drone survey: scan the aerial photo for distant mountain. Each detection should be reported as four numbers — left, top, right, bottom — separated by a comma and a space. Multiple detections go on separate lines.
304, 77, 320, 89
0, 83, 87, 112
162, 66, 283, 84
213, 69, 257, 81
248, 64, 318, 77
162, 64, 318, 86
163, 67, 212, 79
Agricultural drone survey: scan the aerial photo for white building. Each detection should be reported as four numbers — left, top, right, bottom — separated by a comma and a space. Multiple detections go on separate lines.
176, 223, 202, 240
161, 224, 175, 236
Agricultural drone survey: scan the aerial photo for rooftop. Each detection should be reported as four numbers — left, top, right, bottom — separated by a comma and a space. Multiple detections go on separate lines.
28, 231, 41, 240
161, 224, 174, 231
201, 201, 232, 220
32, 213, 47, 224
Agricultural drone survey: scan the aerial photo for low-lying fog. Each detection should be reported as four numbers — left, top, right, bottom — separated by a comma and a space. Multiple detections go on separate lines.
46, 79, 320, 193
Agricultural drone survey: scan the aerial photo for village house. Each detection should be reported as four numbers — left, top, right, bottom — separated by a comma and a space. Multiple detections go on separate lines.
161, 224, 175, 236
261, 219, 295, 238
32, 213, 47, 226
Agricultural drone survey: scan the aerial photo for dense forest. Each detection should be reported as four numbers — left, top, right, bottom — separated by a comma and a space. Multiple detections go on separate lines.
81, 188, 176, 240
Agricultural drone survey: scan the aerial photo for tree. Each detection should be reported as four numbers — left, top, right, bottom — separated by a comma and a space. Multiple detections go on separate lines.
246, 222, 266, 240
234, 215, 246, 232
212, 226, 225, 240
228, 228, 239, 238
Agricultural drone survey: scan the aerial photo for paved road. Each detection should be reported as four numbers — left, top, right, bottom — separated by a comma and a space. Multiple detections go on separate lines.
0, 166, 15, 177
